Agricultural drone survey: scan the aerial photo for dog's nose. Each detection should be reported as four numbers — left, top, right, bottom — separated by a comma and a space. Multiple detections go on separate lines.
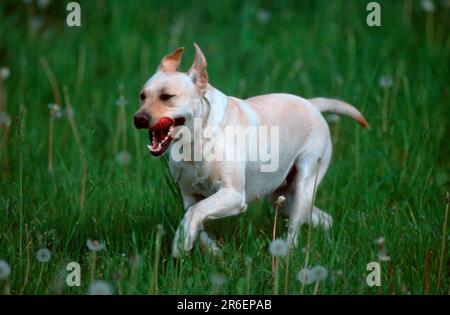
134, 112, 150, 129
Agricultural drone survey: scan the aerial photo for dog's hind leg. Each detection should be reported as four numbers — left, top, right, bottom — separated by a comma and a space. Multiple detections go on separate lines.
286, 140, 332, 248
309, 206, 333, 230
198, 226, 221, 255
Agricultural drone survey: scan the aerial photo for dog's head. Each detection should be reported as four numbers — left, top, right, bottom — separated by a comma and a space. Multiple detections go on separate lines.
133, 43, 208, 156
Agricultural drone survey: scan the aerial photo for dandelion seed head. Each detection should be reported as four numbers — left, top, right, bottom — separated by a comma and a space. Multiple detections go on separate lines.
115, 97, 127, 107
421, 0, 435, 12
276, 195, 286, 205
37, 0, 51, 9
378, 248, 390, 261
301, 246, 310, 254
327, 114, 341, 123
87, 280, 113, 295
156, 224, 166, 236
0, 112, 11, 126
269, 238, 288, 257
209, 273, 227, 286
0, 67, 10, 80
296, 268, 314, 285
170, 18, 184, 36
48, 103, 62, 118
256, 8, 271, 24
115, 151, 131, 166
130, 254, 141, 269
310, 265, 329, 282
374, 237, 385, 246
36, 248, 52, 263
31, 17, 44, 32
86, 239, 106, 252
379, 75, 393, 88
0, 260, 11, 280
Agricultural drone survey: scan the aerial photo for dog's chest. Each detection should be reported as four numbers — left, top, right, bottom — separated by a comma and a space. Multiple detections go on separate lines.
169, 160, 216, 196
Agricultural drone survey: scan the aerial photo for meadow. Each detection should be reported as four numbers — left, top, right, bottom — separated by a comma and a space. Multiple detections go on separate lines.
0, 0, 449, 295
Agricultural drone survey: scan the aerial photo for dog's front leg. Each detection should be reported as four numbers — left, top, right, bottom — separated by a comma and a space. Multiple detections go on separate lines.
172, 188, 247, 257
179, 191, 220, 255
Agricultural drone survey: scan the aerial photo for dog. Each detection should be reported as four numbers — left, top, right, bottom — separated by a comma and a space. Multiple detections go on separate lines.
134, 44, 368, 257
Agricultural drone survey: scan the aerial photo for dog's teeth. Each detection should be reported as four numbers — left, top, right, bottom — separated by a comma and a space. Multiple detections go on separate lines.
147, 144, 152, 152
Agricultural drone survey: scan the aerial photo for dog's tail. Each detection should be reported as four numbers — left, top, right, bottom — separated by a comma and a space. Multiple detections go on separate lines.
309, 97, 369, 128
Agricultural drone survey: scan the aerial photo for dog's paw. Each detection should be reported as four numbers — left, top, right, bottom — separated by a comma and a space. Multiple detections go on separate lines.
311, 208, 333, 230
199, 230, 221, 256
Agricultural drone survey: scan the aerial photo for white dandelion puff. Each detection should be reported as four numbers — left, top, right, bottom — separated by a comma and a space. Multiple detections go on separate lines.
421, 0, 435, 12
374, 237, 385, 246
156, 224, 166, 236
36, 248, 52, 263
0, 67, 10, 80
37, 0, 51, 10
87, 280, 113, 295
0, 260, 11, 280
48, 103, 62, 119
310, 265, 329, 282
327, 114, 341, 123
378, 248, 390, 261
0, 112, 11, 126
269, 238, 288, 257
296, 268, 314, 285
256, 8, 271, 24
379, 75, 393, 88
31, 17, 44, 32
276, 195, 286, 205
86, 239, 106, 252
115, 97, 127, 107
130, 254, 141, 269
209, 273, 227, 287
115, 151, 131, 166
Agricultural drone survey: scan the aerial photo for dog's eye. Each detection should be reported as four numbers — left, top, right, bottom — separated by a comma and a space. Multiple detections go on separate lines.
139, 92, 146, 101
160, 93, 175, 101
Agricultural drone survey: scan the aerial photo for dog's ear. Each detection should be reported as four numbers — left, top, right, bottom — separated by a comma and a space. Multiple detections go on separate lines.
159, 47, 184, 72
188, 43, 208, 91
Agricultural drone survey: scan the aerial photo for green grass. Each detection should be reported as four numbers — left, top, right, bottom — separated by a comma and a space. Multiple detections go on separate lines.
0, 0, 449, 295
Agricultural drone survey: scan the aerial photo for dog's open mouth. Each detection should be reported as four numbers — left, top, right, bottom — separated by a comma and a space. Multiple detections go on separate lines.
147, 117, 185, 156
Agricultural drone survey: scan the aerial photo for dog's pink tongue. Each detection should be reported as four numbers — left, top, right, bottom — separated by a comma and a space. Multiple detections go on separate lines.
151, 117, 174, 131
150, 117, 174, 145
159, 117, 174, 128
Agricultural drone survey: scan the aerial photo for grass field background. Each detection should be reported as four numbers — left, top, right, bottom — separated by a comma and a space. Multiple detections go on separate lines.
0, 0, 449, 294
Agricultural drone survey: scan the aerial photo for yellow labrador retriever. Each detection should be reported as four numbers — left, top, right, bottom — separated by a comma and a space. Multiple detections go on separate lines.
134, 44, 368, 257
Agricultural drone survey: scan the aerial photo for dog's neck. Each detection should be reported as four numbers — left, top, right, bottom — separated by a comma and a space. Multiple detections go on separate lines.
170, 84, 229, 167
201, 84, 228, 129
200, 84, 228, 132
